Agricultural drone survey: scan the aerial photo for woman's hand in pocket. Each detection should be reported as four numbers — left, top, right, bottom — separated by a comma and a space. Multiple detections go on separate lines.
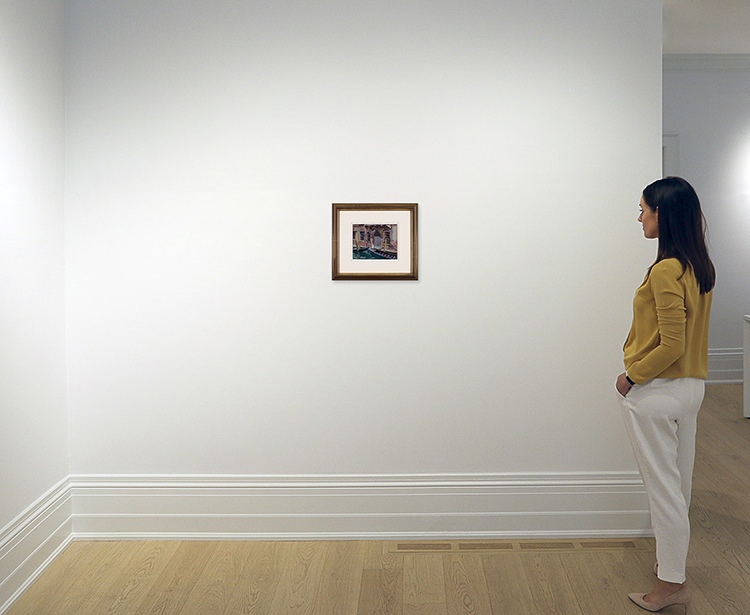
616, 372, 633, 397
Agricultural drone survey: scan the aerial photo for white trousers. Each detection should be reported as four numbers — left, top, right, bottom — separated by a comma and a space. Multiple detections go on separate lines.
620, 377, 705, 584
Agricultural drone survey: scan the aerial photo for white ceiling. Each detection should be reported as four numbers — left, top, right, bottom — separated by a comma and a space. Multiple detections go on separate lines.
663, 0, 750, 54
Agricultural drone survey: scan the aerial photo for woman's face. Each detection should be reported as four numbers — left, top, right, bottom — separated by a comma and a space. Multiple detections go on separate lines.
638, 196, 659, 239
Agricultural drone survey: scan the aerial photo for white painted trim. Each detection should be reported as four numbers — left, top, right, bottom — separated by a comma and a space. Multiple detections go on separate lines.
69, 473, 651, 541
70, 471, 646, 488
744, 316, 749, 417
0, 479, 73, 614
708, 347, 744, 384
662, 134, 680, 177
663, 54, 750, 71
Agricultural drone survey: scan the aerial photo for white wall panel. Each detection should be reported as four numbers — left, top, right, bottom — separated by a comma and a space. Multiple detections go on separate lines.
0, 0, 68, 536
64, 0, 662, 504
664, 54, 750, 379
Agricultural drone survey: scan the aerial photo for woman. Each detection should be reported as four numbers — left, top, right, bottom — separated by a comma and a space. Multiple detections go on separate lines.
616, 176, 714, 614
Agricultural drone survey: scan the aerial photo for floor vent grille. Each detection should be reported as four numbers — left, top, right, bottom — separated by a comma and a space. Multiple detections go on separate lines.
391, 538, 652, 554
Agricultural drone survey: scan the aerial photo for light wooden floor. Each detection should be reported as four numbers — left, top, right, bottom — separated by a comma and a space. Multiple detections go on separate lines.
8, 384, 749, 615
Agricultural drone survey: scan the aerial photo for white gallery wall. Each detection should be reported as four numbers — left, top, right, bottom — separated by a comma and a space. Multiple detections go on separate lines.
0, 0, 70, 607
62, 0, 662, 537
0, 0, 68, 540
663, 55, 750, 382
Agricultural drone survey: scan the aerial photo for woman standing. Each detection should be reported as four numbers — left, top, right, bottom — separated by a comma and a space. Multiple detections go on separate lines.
616, 177, 715, 614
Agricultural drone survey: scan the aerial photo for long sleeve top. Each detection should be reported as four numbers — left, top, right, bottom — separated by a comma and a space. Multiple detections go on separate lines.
623, 258, 712, 384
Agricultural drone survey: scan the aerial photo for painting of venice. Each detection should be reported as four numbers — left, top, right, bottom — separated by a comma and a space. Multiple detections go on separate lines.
352, 224, 398, 259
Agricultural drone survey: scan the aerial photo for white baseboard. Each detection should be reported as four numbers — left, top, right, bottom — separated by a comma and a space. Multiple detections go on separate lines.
663, 54, 750, 71
0, 479, 73, 614
708, 348, 743, 384
69, 473, 651, 541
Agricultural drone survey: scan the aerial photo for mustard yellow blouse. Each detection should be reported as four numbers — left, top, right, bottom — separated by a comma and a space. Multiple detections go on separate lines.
623, 258, 712, 384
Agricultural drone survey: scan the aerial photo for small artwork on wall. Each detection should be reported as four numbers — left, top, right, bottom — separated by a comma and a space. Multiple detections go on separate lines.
352, 224, 398, 260
332, 204, 417, 280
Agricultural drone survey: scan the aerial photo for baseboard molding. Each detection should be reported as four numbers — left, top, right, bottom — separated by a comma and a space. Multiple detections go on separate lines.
69, 472, 651, 541
0, 479, 73, 614
708, 347, 743, 384
663, 54, 750, 71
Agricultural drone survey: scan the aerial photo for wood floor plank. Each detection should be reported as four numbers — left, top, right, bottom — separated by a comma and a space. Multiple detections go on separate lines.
223, 541, 284, 615
267, 541, 327, 615
561, 552, 631, 614
6, 541, 95, 615
176, 541, 253, 615
687, 502, 726, 570
51, 541, 152, 615
442, 554, 492, 615
403, 553, 446, 615
696, 413, 750, 483
699, 432, 750, 477
682, 570, 722, 615
364, 541, 402, 571
687, 565, 750, 615
694, 443, 750, 501
75, 541, 181, 615
690, 495, 750, 578
402, 605, 445, 615
481, 553, 536, 615
703, 384, 745, 429
312, 541, 366, 615
133, 541, 217, 615
521, 553, 584, 615
357, 567, 403, 615
595, 551, 656, 602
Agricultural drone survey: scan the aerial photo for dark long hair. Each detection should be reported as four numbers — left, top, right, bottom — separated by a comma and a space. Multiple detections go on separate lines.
642, 176, 715, 294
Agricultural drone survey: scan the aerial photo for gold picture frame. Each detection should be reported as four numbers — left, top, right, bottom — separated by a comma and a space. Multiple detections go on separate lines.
332, 203, 418, 280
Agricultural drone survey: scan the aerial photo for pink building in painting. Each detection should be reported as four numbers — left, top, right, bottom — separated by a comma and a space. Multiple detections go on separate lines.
352, 224, 397, 258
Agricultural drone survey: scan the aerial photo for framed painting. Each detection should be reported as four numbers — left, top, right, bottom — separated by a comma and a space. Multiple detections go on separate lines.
332, 203, 418, 280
